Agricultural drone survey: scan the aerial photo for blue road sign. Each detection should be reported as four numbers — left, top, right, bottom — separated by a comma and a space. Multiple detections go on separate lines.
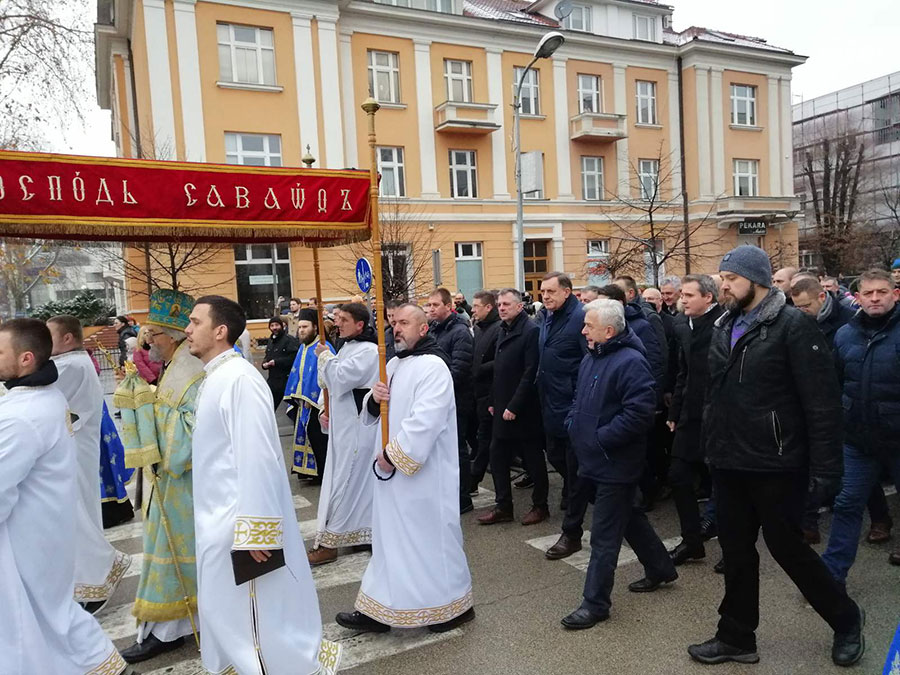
355, 257, 373, 293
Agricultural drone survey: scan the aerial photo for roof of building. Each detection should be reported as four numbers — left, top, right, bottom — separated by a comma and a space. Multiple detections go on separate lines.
663, 26, 794, 54
84, 324, 120, 351
463, 0, 558, 26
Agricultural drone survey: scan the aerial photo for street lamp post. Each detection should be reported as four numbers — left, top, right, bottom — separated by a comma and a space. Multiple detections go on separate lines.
513, 31, 564, 292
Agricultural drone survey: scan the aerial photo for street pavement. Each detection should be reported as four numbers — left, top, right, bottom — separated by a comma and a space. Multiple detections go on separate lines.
100, 411, 900, 674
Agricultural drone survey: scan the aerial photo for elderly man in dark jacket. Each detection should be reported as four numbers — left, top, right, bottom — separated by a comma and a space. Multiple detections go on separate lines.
477, 289, 548, 526
561, 299, 675, 630
665, 275, 724, 565
688, 246, 864, 668
823, 268, 900, 577
469, 290, 502, 493
427, 287, 475, 513
537, 272, 590, 560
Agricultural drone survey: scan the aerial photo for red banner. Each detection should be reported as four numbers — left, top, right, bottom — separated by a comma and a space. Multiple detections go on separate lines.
0, 151, 372, 245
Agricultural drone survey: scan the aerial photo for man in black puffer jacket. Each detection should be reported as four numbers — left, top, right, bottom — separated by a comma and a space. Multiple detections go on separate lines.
688, 246, 864, 669
427, 287, 475, 513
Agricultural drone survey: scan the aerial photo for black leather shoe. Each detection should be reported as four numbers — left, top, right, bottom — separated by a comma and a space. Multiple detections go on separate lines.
514, 475, 534, 489
832, 604, 865, 667
688, 637, 759, 664
80, 600, 107, 615
628, 571, 678, 592
700, 519, 718, 541
335, 611, 391, 633
714, 558, 725, 574
545, 534, 583, 560
670, 541, 706, 566
120, 635, 185, 664
428, 607, 475, 633
561, 607, 608, 630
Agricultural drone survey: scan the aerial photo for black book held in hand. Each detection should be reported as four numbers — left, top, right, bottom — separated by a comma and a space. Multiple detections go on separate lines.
231, 549, 286, 586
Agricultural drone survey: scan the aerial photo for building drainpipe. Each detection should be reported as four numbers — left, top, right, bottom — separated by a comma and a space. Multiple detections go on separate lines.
677, 56, 691, 273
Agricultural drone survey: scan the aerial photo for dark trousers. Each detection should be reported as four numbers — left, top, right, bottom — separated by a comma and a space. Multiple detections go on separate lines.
470, 404, 493, 487
581, 480, 675, 616
713, 469, 858, 651
457, 412, 473, 510
669, 457, 704, 547
556, 437, 595, 539
803, 481, 891, 532
490, 437, 549, 511
307, 411, 328, 479
545, 434, 569, 499
639, 412, 671, 501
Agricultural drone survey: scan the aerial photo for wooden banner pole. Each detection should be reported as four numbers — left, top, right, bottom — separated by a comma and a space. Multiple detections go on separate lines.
311, 246, 329, 417
362, 98, 389, 446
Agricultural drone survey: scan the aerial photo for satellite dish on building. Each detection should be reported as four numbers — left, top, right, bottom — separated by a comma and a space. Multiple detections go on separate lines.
554, 0, 573, 20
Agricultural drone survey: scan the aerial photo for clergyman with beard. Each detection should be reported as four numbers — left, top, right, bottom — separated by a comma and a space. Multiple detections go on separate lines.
261, 316, 299, 409
284, 308, 334, 481
686, 246, 865, 668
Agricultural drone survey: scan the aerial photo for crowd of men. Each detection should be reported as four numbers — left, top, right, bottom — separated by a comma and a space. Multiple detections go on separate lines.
2, 246, 898, 673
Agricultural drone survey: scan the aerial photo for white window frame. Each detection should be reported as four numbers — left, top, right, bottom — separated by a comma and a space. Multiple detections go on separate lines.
733, 159, 759, 197
577, 74, 601, 114
455, 242, 483, 260
636, 80, 658, 125
581, 156, 604, 201
368, 50, 401, 104
562, 3, 592, 32
586, 239, 609, 256
444, 59, 473, 103
730, 84, 757, 126
633, 14, 657, 41
449, 150, 478, 198
638, 159, 659, 201
376, 146, 406, 198
217, 23, 276, 86
375, 0, 411, 5
225, 133, 282, 166
514, 67, 541, 116
426, 0, 453, 12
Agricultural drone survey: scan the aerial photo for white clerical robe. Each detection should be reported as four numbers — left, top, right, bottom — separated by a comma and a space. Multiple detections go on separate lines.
53, 350, 130, 604
358, 353, 473, 627
0, 381, 127, 674
315, 340, 379, 548
192, 350, 340, 675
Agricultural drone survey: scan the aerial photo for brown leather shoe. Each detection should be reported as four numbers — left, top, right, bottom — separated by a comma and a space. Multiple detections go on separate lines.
521, 506, 549, 526
802, 528, 821, 545
545, 533, 582, 560
867, 520, 892, 543
476, 508, 514, 525
889, 550, 900, 566
307, 546, 338, 566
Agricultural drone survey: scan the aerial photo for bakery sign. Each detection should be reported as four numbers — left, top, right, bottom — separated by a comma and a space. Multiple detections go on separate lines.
737, 220, 767, 236
0, 151, 373, 245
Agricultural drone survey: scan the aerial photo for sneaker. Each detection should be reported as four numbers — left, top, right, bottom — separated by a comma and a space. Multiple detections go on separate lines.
687, 637, 760, 665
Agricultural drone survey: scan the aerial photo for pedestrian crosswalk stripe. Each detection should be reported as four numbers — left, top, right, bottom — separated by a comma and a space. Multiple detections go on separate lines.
471, 487, 495, 510
140, 622, 464, 675
525, 532, 683, 572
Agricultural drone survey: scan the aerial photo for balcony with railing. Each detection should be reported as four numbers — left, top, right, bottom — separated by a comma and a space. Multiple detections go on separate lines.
569, 112, 628, 143
434, 101, 500, 134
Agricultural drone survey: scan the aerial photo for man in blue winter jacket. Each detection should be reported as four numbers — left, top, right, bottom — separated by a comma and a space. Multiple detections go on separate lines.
560, 299, 676, 630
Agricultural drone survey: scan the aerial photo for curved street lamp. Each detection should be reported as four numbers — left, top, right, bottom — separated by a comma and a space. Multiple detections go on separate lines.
514, 30, 565, 292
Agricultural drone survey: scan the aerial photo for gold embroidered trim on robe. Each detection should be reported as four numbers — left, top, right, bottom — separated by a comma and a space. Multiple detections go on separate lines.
386, 438, 421, 477
73, 550, 131, 602
86, 648, 127, 675
317, 639, 342, 675
315, 527, 372, 549
233, 516, 283, 549
132, 596, 198, 623
355, 588, 474, 627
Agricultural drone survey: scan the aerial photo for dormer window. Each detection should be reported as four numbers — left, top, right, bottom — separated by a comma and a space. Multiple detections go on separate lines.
562, 4, 592, 33
633, 14, 657, 41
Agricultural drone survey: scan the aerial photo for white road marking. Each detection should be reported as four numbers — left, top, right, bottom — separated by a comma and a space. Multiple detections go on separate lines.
97, 602, 138, 641
471, 487, 495, 510
141, 622, 463, 675
526, 532, 683, 572
124, 553, 143, 579
885, 485, 897, 498
293, 493, 312, 509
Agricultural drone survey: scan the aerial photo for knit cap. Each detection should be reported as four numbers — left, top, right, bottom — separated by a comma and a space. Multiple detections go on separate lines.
719, 245, 772, 288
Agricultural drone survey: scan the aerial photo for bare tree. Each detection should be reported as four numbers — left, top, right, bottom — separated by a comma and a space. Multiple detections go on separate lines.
802, 135, 866, 274
586, 146, 725, 287
875, 182, 900, 269
0, 239, 61, 315
336, 200, 449, 302
0, 1, 92, 144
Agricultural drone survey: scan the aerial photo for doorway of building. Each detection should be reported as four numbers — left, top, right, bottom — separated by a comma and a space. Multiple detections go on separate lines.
523, 239, 550, 301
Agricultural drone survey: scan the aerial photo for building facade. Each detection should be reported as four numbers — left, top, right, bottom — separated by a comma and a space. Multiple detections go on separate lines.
96, 0, 804, 320
792, 71, 900, 272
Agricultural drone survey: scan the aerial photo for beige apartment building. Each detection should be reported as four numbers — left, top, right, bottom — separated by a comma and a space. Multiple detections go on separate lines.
95, 0, 805, 320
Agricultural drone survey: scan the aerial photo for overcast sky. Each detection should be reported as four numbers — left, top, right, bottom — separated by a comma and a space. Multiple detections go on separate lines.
54, 0, 900, 158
